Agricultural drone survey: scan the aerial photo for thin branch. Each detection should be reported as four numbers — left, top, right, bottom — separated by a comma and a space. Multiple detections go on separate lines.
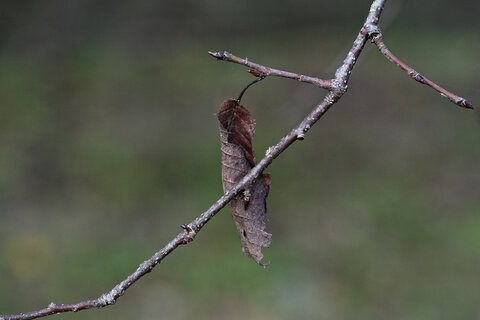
1, 0, 473, 319
208, 50, 333, 90
370, 33, 474, 109
0, 0, 379, 313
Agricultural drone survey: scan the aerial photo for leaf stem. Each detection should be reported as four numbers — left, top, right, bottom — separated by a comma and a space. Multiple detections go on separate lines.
236, 76, 266, 103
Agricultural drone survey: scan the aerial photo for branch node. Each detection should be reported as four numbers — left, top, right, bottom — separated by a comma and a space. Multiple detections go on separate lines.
247, 69, 265, 77
180, 224, 194, 233
177, 224, 197, 245
176, 236, 194, 245
366, 24, 381, 39
98, 292, 116, 306
330, 79, 348, 95
47, 302, 57, 309
408, 70, 426, 84
265, 146, 274, 156
295, 128, 306, 140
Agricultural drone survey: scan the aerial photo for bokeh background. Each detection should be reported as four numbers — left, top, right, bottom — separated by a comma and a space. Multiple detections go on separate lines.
1, 1, 479, 319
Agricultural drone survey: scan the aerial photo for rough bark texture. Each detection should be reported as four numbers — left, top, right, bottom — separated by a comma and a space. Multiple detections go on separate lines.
2, 0, 474, 318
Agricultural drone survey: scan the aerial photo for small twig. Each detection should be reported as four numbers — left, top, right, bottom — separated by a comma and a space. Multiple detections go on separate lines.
1, 0, 381, 316
208, 51, 333, 90
2, 0, 474, 319
370, 33, 474, 109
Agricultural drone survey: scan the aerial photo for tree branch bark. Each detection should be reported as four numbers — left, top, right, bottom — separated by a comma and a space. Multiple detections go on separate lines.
370, 32, 474, 109
207, 51, 333, 90
1, 0, 473, 319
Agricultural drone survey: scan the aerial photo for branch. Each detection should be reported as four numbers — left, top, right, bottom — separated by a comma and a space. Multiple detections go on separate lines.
208, 50, 333, 90
2, 0, 473, 319
369, 30, 474, 109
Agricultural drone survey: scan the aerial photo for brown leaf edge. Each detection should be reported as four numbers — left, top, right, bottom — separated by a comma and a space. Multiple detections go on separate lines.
218, 98, 272, 266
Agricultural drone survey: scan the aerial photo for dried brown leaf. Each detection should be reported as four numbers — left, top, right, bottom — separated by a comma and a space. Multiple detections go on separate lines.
218, 98, 272, 266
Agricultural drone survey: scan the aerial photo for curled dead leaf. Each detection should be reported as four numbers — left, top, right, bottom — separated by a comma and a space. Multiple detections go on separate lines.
218, 98, 272, 266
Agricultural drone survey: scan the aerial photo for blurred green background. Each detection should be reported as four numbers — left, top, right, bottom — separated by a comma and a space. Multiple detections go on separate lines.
1, 1, 479, 319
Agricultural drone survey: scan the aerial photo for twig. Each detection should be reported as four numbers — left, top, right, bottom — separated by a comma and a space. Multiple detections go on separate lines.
208, 51, 333, 90
369, 32, 474, 109
0, 0, 378, 315
1, 0, 473, 319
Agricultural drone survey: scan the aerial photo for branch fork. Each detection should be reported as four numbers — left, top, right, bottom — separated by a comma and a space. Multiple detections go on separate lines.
2, 0, 474, 319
